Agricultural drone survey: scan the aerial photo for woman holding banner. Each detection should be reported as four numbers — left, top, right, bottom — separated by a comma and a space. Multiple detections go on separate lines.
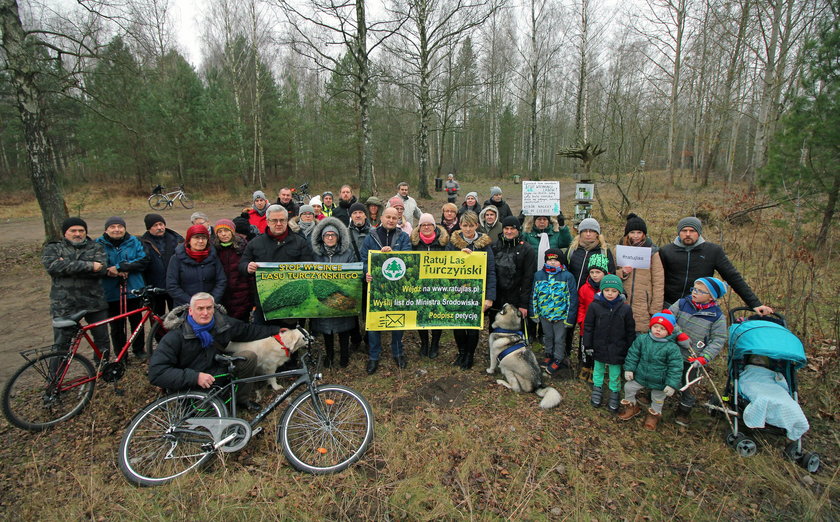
615, 214, 664, 333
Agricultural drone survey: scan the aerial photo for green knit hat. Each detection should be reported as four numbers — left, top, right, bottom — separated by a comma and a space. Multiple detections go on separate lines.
587, 253, 609, 275
600, 274, 624, 293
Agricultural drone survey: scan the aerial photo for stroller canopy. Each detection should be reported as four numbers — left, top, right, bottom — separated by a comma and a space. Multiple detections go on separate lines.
728, 320, 807, 369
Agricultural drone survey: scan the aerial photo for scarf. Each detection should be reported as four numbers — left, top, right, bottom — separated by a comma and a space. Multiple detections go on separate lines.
578, 235, 600, 251
252, 204, 267, 216
543, 265, 559, 274
266, 226, 290, 242
691, 299, 717, 310
185, 246, 210, 263
299, 220, 315, 233
323, 244, 338, 256
587, 276, 601, 291
220, 241, 233, 248
419, 231, 436, 244
187, 315, 216, 348
625, 235, 647, 247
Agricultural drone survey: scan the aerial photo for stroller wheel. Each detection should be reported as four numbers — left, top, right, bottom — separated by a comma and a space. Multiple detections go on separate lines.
733, 434, 757, 457
799, 452, 820, 473
783, 441, 802, 461
725, 432, 739, 447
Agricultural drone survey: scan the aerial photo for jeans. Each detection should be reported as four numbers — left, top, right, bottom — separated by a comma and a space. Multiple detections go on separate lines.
539, 318, 568, 361
107, 299, 144, 355
368, 330, 404, 361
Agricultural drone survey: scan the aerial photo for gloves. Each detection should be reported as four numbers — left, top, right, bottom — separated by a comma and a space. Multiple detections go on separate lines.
688, 356, 708, 368
557, 211, 565, 227
664, 386, 676, 397
624, 371, 634, 381
676, 333, 692, 351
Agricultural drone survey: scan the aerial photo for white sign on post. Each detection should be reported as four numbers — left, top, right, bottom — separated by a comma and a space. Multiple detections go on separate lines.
615, 245, 652, 269
522, 181, 561, 216
575, 183, 595, 201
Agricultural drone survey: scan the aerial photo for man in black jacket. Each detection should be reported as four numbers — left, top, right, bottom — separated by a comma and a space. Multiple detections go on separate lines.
659, 217, 773, 314
141, 213, 184, 315
332, 184, 358, 226
148, 293, 281, 410
275, 187, 299, 218
490, 216, 536, 332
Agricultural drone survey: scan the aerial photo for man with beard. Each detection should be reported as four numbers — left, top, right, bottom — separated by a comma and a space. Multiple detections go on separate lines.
332, 184, 358, 226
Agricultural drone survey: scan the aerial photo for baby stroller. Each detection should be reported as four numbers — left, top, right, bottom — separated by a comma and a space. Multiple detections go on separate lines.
701, 307, 819, 472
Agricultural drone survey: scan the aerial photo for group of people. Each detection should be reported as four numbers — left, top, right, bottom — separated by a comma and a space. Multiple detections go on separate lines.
44, 180, 773, 423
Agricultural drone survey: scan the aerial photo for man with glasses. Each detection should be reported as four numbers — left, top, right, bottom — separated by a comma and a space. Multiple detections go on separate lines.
240, 205, 314, 324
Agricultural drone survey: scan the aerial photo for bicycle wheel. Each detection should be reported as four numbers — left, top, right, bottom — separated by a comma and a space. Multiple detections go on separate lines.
144, 321, 167, 357
1, 352, 96, 431
118, 391, 227, 487
148, 194, 168, 210
179, 194, 194, 209
279, 384, 374, 474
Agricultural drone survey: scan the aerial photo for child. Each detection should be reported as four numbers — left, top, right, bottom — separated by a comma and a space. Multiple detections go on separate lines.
669, 276, 728, 427
619, 310, 688, 430
531, 249, 578, 376
583, 274, 636, 412
575, 253, 609, 379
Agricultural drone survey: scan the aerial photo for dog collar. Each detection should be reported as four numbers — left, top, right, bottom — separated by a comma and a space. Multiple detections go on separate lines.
497, 341, 527, 362
494, 328, 523, 335
272, 334, 291, 358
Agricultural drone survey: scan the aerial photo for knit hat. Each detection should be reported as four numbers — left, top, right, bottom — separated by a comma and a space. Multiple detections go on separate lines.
448, 173, 454, 179
321, 225, 339, 237
600, 274, 623, 293
577, 217, 601, 234
143, 213, 165, 230
466, 191, 478, 200
388, 196, 404, 208
624, 213, 647, 236
299, 204, 315, 215
502, 215, 521, 230
62, 217, 87, 235
322, 191, 334, 199
185, 224, 209, 243
214, 219, 236, 234
490, 186, 502, 197
544, 248, 563, 263
677, 216, 702, 234
695, 277, 727, 300
418, 213, 436, 226
649, 310, 677, 335
309, 196, 322, 208
587, 253, 609, 274
252, 190, 266, 201
349, 202, 367, 215
104, 216, 126, 230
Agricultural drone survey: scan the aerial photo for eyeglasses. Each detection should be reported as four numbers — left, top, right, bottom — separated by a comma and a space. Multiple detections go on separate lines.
691, 287, 710, 295
267, 218, 287, 224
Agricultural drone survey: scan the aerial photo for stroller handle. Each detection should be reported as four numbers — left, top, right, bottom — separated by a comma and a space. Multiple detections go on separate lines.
728, 306, 786, 326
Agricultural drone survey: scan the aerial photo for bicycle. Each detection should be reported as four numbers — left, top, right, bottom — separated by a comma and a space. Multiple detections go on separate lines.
117, 329, 374, 487
1, 286, 169, 431
291, 182, 311, 205
148, 184, 194, 210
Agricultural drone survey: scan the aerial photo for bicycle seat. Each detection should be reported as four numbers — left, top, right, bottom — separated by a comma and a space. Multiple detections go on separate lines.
52, 310, 88, 328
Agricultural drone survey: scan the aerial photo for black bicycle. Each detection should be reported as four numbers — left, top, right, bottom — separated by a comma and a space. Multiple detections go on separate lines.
117, 328, 374, 486
291, 183, 311, 205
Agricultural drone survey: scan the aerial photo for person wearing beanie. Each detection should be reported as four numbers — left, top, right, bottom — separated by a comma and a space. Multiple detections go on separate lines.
482, 186, 512, 221
659, 216, 773, 315
308, 195, 326, 221
333, 185, 359, 226
490, 213, 536, 344
321, 191, 336, 217
346, 201, 372, 351
387, 195, 413, 235
583, 273, 636, 413
574, 253, 610, 377
411, 213, 450, 359
521, 214, 573, 262
389, 182, 423, 227
241, 190, 270, 236
44, 217, 110, 356
667, 276, 728, 427
291, 204, 318, 240
166, 224, 226, 309
530, 248, 578, 376
96, 217, 150, 359
275, 187, 299, 218
478, 205, 502, 244
444, 173, 460, 203
365, 196, 384, 227
212, 219, 252, 321
616, 213, 664, 333
619, 309, 687, 430
141, 213, 184, 317
458, 192, 480, 218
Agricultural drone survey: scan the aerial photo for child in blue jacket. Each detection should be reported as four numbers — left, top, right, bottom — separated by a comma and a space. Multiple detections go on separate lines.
531, 249, 578, 376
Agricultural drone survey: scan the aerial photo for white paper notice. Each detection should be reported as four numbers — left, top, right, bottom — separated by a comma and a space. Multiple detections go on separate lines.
522, 181, 560, 216
615, 245, 651, 269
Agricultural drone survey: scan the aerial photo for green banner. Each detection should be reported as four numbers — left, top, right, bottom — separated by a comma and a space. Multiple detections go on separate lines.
256, 262, 363, 320
366, 251, 487, 330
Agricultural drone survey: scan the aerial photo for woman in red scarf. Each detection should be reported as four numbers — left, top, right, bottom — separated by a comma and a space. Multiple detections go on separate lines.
166, 224, 227, 307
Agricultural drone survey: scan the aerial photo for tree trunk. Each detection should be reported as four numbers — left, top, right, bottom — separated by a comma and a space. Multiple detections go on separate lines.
356, 0, 375, 199
817, 171, 839, 246
667, 0, 686, 186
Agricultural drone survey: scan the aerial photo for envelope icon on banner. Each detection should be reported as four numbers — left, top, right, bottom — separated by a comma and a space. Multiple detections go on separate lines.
382, 314, 405, 328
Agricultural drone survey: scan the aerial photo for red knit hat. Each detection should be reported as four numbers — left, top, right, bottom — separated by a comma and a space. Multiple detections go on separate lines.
186, 224, 209, 243
649, 310, 677, 335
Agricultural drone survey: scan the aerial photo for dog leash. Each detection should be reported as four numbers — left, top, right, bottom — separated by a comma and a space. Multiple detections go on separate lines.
272, 334, 291, 358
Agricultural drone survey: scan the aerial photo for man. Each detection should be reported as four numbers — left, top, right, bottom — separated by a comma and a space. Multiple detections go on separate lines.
239, 205, 314, 324
659, 217, 773, 315
275, 187, 299, 218
332, 184, 358, 226
42, 217, 110, 353
321, 191, 336, 217
347, 201, 371, 351
490, 216, 536, 332
242, 190, 270, 237
141, 213, 184, 316
483, 186, 513, 221
360, 207, 412, 374
148, 293, 282, 411
388, 182, 422, 227
444, 173, 460, 204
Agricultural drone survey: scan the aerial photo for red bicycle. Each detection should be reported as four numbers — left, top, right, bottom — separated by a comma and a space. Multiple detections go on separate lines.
1, 286, 168, 431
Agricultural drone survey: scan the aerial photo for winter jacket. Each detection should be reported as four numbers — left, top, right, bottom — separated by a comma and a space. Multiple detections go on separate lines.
478, 205, 503, 244
148, 305, 278, 391
492, 235, 536, 311
309, 217, 359, 335
659, 236, 762, 308
322, 203, 336, 218
333, 196, 357, 226
246, 208, 268, 236
521, 216, 573, 257
669, 298, 727, 362
387, 194, 422, 225
444, 179, 459, 195
576, 277, 599, 335
482, 197, 513, 221
166, 244, 227, 307
563, 235, 616, 290
360, 225, 412, 273
410, 224, 450, 252
623, 332, 684, 391
213, 235, 253, 320
447, 231, 497, 302
348, 220, 372, 261
276, 198, 299, 218
239, 227, 315, 275
141, 229, 184, 289
458, 202, 481, 218
616, 237, 665, 332
289, 216, 317, 241
96, 233, 149, 302
42, 237, 108, 317
531, 267, 578, 323
582, 294, 636, 365
439, 215, 460, 235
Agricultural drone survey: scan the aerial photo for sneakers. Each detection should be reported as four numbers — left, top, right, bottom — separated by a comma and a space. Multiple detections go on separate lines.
539, 356, 552, 368
590, 386, 603, 408
618, 400, 642, 420
643, 409, 661, 431
545, 359, 567, 376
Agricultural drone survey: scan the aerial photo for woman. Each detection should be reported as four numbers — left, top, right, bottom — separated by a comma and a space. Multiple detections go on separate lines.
166, 224, 226, 307
290, 204, 318, 240
388, 196, 413, 234
309, 196, 326, 221
310, 217, 358, 368
411, 213, 450, 359
458, 192, 481, 218
439, 202, 460, 235
616, 214, 664, 333
446, 211, 496, 369
365, 196, 383, 227
479, 205, 502, 243
521, 215, 573, 261
213, 219, 253, 321
243, 190, 269, 236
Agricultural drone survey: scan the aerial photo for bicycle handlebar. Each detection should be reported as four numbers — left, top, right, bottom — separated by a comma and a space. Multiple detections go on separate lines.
130, 286, 167, 297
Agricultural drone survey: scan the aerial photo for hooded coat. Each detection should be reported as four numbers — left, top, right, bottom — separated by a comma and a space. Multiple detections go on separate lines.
364, 196, 384, 227
309, 217, 359, 334
616, 236, 664, 332
478, 205, 503, 244
623, 332, 684, 391
521, 216, 573, 253
166, 244, 227, 307
582, 293, 636, 365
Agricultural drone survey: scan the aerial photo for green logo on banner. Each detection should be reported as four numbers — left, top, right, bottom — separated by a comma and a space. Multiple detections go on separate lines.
382, 257, 406, 280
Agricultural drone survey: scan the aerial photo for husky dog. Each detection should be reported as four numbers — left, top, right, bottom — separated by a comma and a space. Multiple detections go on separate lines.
227, 328, 311, 390
486, 304, 562, 409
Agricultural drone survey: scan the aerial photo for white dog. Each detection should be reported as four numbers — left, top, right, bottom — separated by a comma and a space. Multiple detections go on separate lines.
226, 328, 310, 390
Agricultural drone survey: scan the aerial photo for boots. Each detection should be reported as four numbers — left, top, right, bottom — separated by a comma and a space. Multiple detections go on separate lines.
618, 400, 642, 420
452, 346, 465, 367
339, 344, 350, 368
590, 386, 603, 408
428, 332, 441, 359
675, 404, 693, 427
643, 408, 661, 431
460, 346, 475, 370
323, 345, 334, 369
419, 332, 429, 357
607, 391, 621, 413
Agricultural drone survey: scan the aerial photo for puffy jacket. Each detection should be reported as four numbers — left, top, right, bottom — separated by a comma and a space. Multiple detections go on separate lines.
659, 237, 762, 308
669, 298, 727, 362
492, 235, 536, 310
96, 233, 149, 302
333, 196, 357, 226
213, 235, 253, 321
360, 225, 412, 273
478, 206, 503, 244
246, 208, 268, 235
166, 244, 227, 307
42, 237, 108, 317
447, 231, 497, 302
141, 229, 184, 289
521, 216, 573, 257
616, 237, 664, 332
563, 235, 616, 290
309, 217, 359, 335
582, 294, 636, 365
576, 277, 599, 335
531, 267, 578, 323
482, 197, 513, 221
623, 332, 683, 391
